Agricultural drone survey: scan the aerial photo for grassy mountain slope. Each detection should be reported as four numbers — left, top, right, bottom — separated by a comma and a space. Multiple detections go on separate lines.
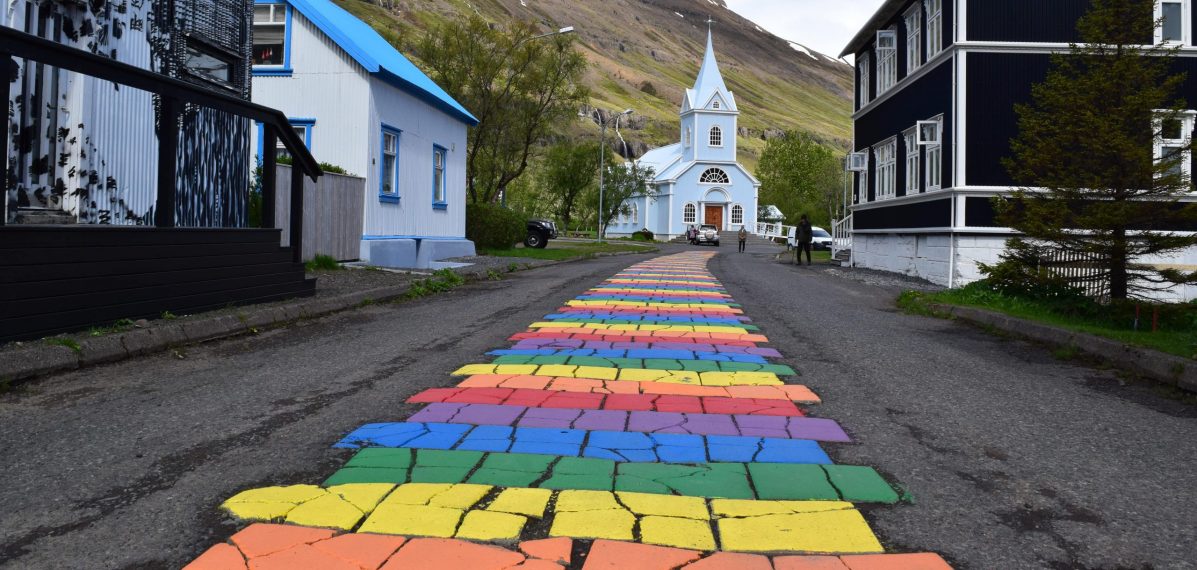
335, 0, 854, 171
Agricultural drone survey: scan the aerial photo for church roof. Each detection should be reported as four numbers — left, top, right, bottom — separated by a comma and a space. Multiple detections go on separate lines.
684, 30, 737, 113
637, 143, 683, 181
286, 0, 478, 126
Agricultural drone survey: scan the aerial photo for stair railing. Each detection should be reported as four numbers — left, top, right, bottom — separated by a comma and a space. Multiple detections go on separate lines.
832, 214, 853, 260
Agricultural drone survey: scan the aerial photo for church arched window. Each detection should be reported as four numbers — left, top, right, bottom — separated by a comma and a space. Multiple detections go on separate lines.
731, 204, 744, 225
709, 126, 723, 147
699, 168, 730, 184
683, 203, 697, 224
630, 203, 638, 225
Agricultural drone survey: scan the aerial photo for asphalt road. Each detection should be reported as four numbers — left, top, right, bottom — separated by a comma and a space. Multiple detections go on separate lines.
1, 240, 1194, 569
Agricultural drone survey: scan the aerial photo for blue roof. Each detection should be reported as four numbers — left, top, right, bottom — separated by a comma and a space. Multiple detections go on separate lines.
287, 0, 478, 126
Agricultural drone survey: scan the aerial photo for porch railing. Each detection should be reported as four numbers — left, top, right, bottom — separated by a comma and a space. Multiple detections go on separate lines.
755, 222, 796, 242
832, 214, 853, 259
0, 26, 321, 262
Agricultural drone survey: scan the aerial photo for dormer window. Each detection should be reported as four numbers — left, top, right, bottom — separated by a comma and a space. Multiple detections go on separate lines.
709, 126, 723, 147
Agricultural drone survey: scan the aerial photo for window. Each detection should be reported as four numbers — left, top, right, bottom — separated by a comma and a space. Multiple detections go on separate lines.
709, 126, 723, 147
904, 127, 920, 195
433, 145, 447, 207
876, 29, 897, 94
926, 0, 943, 58
731, 204, 743, 225
380, 127, 400, 201
699, 168, 730, 184
1155, 110, 1195, 185
712, 100, 721, 110
857, 166, 869, 203
685, 128, 692, 147
905, 5, 922, 73
253, 3, 289, 70
186, 41, 235, 85
875, 139, 897, 201
683, 203, 697, 224
921, 116, 943, 190
1158, 0, 1191, 45
858, 52, 871, 107
630, 203, 638, 225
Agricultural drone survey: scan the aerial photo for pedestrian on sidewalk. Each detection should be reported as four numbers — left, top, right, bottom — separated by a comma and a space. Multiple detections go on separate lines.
796, 215, 813, 266
737, 225, 748, 253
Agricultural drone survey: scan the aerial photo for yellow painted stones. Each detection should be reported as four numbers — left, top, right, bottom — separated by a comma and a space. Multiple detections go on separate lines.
221, 484, 393, 530
713, 500, 884, 554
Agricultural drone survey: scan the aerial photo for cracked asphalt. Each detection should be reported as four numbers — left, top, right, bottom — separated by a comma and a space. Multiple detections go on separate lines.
1, 240, 1194, 569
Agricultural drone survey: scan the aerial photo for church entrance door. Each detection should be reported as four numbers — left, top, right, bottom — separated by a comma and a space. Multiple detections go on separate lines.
704, 205, 723, 231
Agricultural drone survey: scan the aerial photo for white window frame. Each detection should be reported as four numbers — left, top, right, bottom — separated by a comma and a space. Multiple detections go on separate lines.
922, 115, 943, 191
874, 139, 897, 201
1154, 109, 1196, 185
904, 127, 920, 195
699, 168, 731, 184
712, 100, 721, 110
858, 52, 871, 107
709, 126, 723, 148
685, 127, 692, 148
857, 165, 869, 203
925, 0, 943, 58
683, 202, 697, 224
847, 152, 868, 172
876, 29, 897, 94
905, 5, 923, 74
252, 3, 288, 69
731, 204, 744, 225
1157, 0, 1192, 46
631, 203, 638, 225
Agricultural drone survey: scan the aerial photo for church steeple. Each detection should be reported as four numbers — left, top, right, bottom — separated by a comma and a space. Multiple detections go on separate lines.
685, 26, 737, 114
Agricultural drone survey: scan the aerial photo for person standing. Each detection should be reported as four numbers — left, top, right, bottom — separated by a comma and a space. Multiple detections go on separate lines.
796, 215, 813, 266
687, 224, 697, 245
737, 225, 748, 253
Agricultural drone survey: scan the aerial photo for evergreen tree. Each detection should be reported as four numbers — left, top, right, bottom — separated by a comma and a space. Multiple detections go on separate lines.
1000, 0, 1197, 299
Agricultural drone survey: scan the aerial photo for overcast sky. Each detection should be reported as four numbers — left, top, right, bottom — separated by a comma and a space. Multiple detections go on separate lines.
723, 0, 884, 58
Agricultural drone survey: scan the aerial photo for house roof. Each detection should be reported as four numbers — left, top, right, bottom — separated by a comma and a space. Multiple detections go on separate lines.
288, 0, 478, 126
840, 0, 909, 57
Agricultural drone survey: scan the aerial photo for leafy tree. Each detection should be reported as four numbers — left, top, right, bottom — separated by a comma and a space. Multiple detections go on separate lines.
538, 141, 600, 231
999, 0, 1197, 299
418, 16, 589, 204
757, 131, 844, 227
592, 160, 655, 238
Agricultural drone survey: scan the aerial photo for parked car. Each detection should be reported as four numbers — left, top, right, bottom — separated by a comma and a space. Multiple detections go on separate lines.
811, 227, 833, 250
525, 219, 558, 249
695, 224, 720, 246
787, 226, 833, 250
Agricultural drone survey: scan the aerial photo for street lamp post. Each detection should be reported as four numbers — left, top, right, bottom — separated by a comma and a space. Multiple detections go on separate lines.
596, 108, 633, 242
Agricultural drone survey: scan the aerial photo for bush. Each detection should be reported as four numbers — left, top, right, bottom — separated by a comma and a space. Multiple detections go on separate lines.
633, 228, 654, 241
466, 203, 526, 250
977, 238, 1086, 303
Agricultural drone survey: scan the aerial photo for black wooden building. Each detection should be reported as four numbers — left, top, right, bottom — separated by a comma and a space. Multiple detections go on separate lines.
841, 0, 1197, 298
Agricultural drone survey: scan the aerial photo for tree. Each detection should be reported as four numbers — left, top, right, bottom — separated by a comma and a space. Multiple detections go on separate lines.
538, 141, 600, 231
418, 16, 589, 204
756, 131, 844, 228
1000, 0, 1197, 299
592, 160, 655, 237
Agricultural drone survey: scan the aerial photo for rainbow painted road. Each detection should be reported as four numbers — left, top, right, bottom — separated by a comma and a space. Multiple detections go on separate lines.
186, 252, 952, 569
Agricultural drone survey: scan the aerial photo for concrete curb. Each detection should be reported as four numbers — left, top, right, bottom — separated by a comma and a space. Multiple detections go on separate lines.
931, 304, 1197, 393
0, 248, 659, 385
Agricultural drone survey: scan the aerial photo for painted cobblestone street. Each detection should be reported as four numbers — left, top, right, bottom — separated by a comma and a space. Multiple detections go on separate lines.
186, 252, 953, 569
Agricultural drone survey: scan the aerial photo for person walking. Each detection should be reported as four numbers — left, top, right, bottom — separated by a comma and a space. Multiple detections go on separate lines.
796, 215, 813, 266
687, 224, 697, 245
737, 225, 748, 253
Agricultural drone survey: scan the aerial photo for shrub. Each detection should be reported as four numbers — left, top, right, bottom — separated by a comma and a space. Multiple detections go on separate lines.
633, 228, 654, 242
305, 254, 341, 272
466, 203, 525, 250
977, 238, 1086, 303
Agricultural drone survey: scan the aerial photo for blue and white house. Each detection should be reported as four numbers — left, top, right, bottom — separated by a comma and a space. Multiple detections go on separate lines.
248, 0, 479, 268
616, 30, 760, 240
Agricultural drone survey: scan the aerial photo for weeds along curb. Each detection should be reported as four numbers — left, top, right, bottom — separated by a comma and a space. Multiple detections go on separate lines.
929, 303, 1197, 393
0, 248, 659, 386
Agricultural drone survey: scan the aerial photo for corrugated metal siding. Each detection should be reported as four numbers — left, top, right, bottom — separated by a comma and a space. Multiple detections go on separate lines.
365, 76, 469, 239
250, 10, 373, 179
966, 0, 1091, 43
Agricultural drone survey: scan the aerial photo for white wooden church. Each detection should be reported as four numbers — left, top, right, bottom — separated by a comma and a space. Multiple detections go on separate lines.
609, 29, 760, 240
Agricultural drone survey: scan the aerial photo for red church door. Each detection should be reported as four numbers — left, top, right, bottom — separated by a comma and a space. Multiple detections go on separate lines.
704, 205, 723, 231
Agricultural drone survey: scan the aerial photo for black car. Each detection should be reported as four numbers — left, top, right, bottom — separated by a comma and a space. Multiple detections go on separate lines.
526, 219, 558, 249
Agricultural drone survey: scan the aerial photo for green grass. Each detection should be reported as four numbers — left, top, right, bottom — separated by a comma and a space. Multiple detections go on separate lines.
45, 338, 82, 353
305, 255, 342, 272
404, 269, 467, 300
899, 284, 1197, 360
480, 241, 655, 261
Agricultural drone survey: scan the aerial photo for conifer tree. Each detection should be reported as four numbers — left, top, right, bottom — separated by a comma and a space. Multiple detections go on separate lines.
1000, 0, 1197, 299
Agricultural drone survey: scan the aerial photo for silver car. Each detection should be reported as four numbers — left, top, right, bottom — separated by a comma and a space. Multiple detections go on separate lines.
695, 224, 720, 246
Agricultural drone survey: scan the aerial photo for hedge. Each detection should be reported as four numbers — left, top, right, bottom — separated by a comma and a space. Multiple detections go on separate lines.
466, 203, 526, 249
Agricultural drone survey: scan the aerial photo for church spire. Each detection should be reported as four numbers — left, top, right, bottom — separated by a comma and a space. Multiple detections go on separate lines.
692, 25, 730, 107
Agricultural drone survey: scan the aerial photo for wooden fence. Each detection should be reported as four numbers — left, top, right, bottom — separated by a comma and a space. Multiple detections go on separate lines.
276, 164, 364, 261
